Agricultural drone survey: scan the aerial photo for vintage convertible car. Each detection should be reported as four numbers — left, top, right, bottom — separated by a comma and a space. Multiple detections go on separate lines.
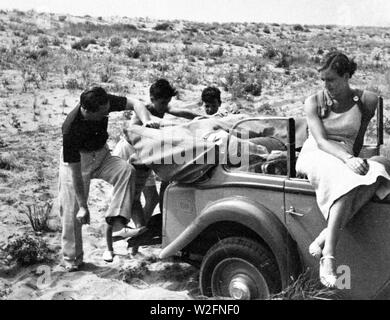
128, 98, 390, 300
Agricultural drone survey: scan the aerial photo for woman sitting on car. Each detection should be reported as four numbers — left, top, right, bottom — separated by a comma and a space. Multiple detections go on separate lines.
296, 51, 390, 288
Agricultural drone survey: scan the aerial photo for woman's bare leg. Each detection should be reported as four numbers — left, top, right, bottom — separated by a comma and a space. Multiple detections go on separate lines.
309, 228, 327, 258
320, 178, 383, 285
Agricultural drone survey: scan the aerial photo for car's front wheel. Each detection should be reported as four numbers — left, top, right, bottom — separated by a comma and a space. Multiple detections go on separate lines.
199, 237, 281, 299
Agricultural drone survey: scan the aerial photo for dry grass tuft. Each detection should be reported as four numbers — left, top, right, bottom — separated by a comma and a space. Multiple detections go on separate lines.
24, 201, 53, 232
269, 269, 339, 300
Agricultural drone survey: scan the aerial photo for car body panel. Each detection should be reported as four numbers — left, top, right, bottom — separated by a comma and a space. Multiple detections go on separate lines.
160, 114, 390, 299
285, 177, 390, 299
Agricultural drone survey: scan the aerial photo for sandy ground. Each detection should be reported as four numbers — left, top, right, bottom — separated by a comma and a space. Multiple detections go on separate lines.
1, 9, 390, 300
0, 88, 201, 300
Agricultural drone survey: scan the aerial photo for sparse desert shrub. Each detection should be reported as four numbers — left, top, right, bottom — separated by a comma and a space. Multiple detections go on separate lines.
99, 65, 115, 83
120, 261, 151, 285
125, 43, 152, 59
14, 9, 26, 16
311, 55, 321, 64
255, 102, 275, 115
21, 68, 41, 91
244, 82, 262, 96
384, 117, 390, 135
184, 44, 207, 58
71, 38, 96, 50
10, 16, 22, 24
263, 46, 279, 59
223, 64, 264, 99
153, 22, 172, 31
109, 37, 122, 48
10, 114, 21, 130
0, 152, 19, 170
276, 51, 291, 68
52, 37, 61, 46
384, 70, 390, 93
24, 202, 53, 232
37, 36, 49, 48
263, 26, 271, 34
25, 48, 49, 60
293, 24, 304, 32
153, 62, 169, 72
65, 78, 81, 90
209, 46, 224, 57
2, 234, 53, 266
370, 47, 383, 62
231, 39, 246, 47
160, 263, 198, 282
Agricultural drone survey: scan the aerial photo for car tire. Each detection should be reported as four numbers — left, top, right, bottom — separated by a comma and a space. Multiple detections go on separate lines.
199, 237, 281, 300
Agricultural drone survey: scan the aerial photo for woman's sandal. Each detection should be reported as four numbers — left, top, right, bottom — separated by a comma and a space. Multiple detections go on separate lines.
309, 241, 323, 259
319, 255, 337, 288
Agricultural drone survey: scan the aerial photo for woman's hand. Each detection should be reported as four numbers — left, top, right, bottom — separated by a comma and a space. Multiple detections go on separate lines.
344, 156, 369, 175
144, 120, 160, 129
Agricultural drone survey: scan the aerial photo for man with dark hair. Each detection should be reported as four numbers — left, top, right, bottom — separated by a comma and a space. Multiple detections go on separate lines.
59, 86, 151, 270
132, 78, 201, 126
201, 86, 222, 116
113, 79, 201, 240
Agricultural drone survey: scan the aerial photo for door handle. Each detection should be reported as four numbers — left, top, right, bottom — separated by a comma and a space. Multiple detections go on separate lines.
286, 206, 304, 217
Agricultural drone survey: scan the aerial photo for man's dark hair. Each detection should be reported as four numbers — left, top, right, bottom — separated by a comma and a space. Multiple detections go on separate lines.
318, 51, 357, 78
149, 79, 177, 99
80, 87, 109, 112
201, 86, 221, 104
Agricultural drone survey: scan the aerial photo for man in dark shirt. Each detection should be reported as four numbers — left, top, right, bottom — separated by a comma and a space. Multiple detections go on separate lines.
59, 87, 152, 270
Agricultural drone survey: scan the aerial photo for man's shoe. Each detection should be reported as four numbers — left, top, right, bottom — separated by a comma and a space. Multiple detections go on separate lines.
112, 226, 147, 240
57, 261, 84, 272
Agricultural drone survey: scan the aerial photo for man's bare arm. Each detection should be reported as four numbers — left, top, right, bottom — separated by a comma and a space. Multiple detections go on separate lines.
125, 96, 153, 124
68, 162, 90, 224
167, 105, 201, 119
68, 162, 87, 207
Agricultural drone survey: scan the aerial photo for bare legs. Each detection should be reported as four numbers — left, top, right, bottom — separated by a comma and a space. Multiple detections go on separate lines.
143, 185, 159, 223
103, 217, 126, 262
310, 178, 383, 286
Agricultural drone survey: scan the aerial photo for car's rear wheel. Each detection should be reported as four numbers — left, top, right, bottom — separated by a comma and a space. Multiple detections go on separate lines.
199, 237, 281, 299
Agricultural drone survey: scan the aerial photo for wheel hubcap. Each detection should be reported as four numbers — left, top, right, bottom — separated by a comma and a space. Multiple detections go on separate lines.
229, 275, 252, 300
211, 257, 270, 300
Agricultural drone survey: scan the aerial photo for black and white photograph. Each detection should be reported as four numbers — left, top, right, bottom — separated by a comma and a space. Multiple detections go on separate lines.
0, 0, 389, 303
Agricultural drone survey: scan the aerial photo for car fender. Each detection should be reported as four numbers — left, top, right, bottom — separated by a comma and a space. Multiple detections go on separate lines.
159, 196, 291, 283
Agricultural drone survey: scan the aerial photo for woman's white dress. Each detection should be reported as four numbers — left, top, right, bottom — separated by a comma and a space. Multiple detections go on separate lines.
296, 99, 390, 220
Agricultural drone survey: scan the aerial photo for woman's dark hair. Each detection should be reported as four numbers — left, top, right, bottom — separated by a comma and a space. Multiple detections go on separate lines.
201, 86, 221, 104
80, 87, 108, 112
149, 79, 177, 99
318, 51, 357, 78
